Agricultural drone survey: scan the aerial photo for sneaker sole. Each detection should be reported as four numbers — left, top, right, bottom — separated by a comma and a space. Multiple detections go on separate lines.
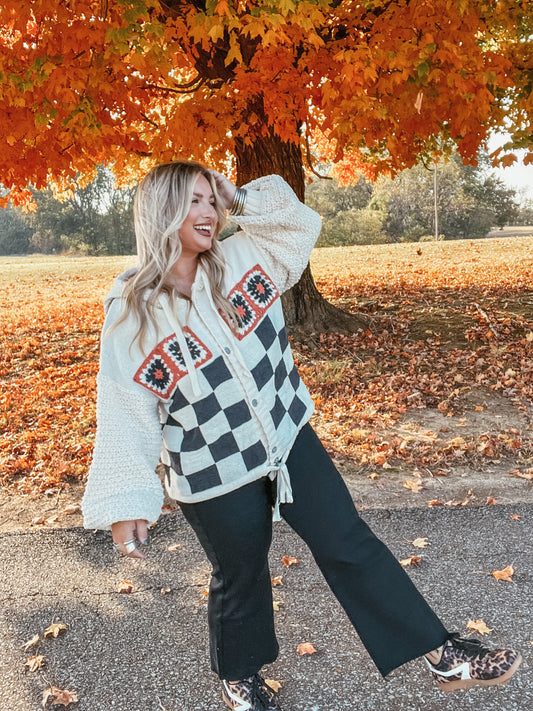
437, 653, 522, 693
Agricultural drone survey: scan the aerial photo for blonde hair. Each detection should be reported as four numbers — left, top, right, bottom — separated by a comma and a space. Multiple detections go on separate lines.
118, 160, 237, 350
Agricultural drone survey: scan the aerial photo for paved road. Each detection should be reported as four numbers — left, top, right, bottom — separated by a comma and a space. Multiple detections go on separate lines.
0, 504, 531, 711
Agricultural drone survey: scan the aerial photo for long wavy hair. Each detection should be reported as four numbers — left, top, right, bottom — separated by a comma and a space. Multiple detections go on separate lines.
117, 160, 237, 350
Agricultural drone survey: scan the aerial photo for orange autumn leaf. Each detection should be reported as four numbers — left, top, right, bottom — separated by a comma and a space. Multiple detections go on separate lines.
44, 622, 67, 638
42, 686, 78, 707
411, 537, 430, 549
400, 556, 422, 567
22, 634, 40, 651
281, 556, 299, 567
466, 619, 493, 636
403, 479, 423, 493
24, 654, 45, 671
492, 565, 515, 582
264, 679, 282, 693
510, 515, 521, 521
271, 576, 283, 587
509, 469, 533, 481
117, 580, 133, 594
161, 504, 177, 515
297, 642, 317, 656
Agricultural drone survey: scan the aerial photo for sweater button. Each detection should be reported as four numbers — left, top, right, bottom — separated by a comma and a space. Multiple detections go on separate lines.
252, 399, 258, 407
224, 347, 231, 354
272, 446, 277, 453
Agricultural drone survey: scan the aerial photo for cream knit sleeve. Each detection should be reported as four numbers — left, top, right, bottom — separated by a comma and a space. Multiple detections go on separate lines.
231, 174, 322, 294
81, 373, 164, 531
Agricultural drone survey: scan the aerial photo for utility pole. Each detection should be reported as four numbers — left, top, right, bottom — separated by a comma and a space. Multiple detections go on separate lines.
434, 162, 439, 240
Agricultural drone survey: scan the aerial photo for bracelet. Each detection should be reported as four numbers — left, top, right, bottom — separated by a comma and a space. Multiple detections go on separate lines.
229, 186, 247, 216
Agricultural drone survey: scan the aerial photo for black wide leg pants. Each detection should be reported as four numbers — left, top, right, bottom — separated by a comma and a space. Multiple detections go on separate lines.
179, 424, 448, 681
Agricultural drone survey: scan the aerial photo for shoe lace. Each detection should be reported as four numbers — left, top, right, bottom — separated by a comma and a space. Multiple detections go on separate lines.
447, 633, 490, 659
252, 675, 275, 708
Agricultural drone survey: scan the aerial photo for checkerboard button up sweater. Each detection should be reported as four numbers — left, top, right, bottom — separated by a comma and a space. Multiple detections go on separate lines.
82, 175, 322, 530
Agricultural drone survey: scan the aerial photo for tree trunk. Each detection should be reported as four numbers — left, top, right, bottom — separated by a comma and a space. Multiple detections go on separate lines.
234, 131, 363, 333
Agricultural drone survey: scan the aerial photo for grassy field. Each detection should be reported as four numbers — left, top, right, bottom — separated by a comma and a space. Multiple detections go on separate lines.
1, 237, 532, 498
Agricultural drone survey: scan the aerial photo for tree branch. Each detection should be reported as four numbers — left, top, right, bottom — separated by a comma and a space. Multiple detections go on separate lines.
141, 77, 206, 94
305, 133, 332, 180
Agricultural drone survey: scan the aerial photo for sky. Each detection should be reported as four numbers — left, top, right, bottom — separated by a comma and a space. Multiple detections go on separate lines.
487, 134, 533, 202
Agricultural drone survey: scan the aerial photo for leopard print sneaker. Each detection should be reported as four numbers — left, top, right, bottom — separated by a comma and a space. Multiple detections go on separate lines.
222, 674, 281, 710
425, 633, 522, 692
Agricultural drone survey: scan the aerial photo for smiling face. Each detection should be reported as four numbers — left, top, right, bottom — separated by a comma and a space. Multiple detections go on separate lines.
178, 174, 218, 260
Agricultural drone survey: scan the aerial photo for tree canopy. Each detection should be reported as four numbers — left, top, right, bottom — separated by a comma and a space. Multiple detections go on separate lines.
1, 0, 532, 207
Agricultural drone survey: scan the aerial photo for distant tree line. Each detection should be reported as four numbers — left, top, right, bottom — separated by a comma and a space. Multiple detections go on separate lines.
307, 151, 532, 247
0, 153, 531, 256
0, 166, 135, 256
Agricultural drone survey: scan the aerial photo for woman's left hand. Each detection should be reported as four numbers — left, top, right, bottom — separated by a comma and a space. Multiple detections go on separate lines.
208, 170, 236, 210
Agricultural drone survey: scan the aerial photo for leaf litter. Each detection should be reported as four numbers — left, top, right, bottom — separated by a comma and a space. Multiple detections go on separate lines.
1, 241, 532, 514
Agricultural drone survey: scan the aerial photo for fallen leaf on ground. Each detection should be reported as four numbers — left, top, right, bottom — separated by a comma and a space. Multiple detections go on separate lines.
24, 654, 45, 671
509, 469, 533, 480
264, 679, 282, 693
44, 622, 67, 638
486, 496, 497, 505
161, 504, 177, 515
42, 686, 78, 707
412, 537, 430, 548
466, 619, 493, 636
160, 588, 172, 595
22, 634, 40, 650
492, 565, 514, 582
117, 580, 133, 594
167, 543, 181, 552
403, 479, 423, 493
510, 514, 521, 521
400, 556, 422, 567
273, 601, 281, 611
427, 500, 443, 507
45, 515, 59, 524
297, 642, 317, 655
281, 556, 299, 567
271, 576, 283, 586
31, 517, 46, 526
62, 505, 81, 515
367, 473, 379, 480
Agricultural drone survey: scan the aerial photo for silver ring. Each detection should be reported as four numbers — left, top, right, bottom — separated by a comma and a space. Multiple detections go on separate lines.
124, 540, 137, 554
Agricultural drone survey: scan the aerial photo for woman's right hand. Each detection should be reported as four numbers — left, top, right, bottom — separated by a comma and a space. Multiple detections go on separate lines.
111, 519, 148, 559
207, 169, 237, 210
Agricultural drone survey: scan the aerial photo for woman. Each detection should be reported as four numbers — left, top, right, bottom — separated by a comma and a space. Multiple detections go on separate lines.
82, 161, 521, 711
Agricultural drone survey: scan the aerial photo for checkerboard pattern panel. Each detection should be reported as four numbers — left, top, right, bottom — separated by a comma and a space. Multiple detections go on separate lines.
163, 354, 268, 494
249, 312, 309, 432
